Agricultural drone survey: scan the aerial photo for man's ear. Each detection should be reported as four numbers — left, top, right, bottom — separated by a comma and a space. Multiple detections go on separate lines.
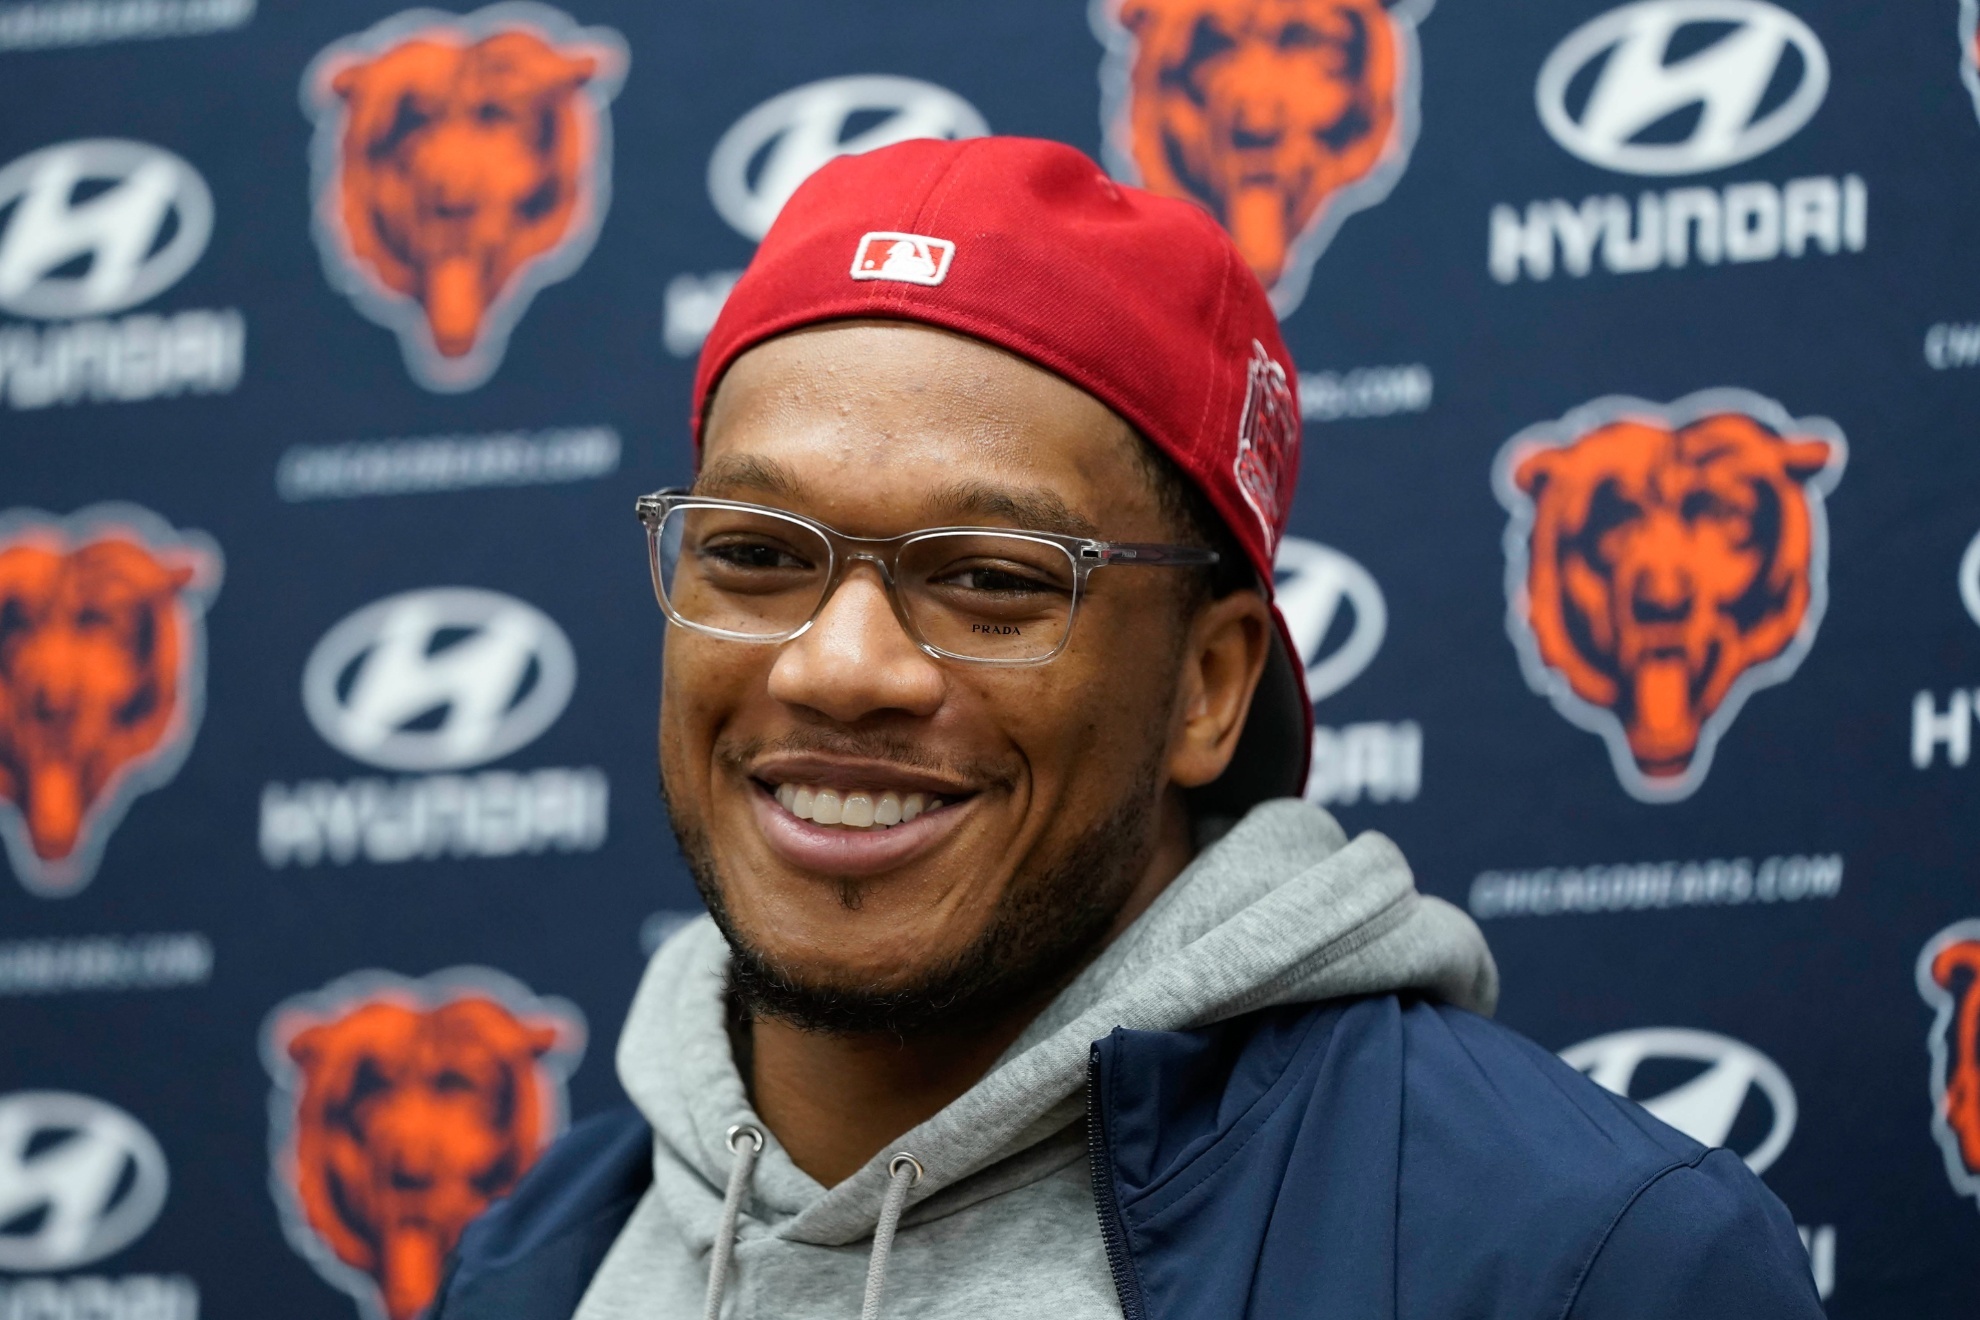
1168, 589, 1273, 789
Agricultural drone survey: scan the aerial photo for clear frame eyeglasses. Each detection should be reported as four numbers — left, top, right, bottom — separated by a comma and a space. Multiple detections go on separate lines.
635, 489, 1219, 665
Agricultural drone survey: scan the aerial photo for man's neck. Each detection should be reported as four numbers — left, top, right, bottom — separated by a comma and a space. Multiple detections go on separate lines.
745, 803, 1195, 1188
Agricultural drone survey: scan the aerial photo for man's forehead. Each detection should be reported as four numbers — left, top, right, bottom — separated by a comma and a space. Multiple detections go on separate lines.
692, 454, 1101, 538
706, 320, 1133, 444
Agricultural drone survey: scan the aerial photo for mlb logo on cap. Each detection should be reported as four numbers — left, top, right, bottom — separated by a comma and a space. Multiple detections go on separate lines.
850, 231, 955, 286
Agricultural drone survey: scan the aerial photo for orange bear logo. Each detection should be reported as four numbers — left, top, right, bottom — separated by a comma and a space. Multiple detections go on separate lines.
264, 969, 585, 1320
0, 505, 221, 897
1494, 392, 1845, 802
302, 5, 628, 391
1094, 0, 1427, 314
1919, 921, 1980, 1210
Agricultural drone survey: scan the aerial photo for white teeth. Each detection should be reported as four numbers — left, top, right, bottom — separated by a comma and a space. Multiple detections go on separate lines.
772, 784, 950, 830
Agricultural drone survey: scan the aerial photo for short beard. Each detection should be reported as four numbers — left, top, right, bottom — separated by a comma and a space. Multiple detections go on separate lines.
665, 757, 1165, 1039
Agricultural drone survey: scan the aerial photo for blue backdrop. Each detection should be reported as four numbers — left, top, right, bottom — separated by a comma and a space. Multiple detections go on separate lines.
3, 0, 1977, 1315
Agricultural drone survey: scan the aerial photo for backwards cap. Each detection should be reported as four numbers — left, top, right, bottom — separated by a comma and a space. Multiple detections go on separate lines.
693, 135, 1309, 813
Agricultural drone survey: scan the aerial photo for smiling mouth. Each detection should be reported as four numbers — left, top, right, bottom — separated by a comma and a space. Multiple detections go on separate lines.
759, 781, 951, 831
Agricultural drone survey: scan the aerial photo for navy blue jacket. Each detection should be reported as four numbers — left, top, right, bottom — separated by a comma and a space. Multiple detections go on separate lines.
434, 996, 1824, 1318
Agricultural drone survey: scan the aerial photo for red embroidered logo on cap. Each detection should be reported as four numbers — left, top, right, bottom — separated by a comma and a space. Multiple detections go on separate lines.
850, 232, 955, 286
1233, 340, 1297, 551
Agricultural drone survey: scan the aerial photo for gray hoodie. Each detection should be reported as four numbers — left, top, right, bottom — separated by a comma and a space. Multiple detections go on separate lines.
575, 799, 1497, 1320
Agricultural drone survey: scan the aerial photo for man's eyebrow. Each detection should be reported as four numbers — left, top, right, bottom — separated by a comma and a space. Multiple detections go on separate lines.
691, 463, 1100, 537
928, 481, 1098, 537
693, 455, 805, 501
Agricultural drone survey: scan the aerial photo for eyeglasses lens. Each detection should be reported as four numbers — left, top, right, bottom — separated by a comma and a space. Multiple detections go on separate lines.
896, 532, 1074, 661
657, 505, 830, 639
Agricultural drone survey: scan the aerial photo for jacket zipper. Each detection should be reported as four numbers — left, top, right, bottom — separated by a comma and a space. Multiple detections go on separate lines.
1087, 1044, 1149, 1320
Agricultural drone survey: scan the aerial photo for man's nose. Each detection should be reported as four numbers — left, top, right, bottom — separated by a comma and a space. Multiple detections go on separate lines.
765, 564, 945, 722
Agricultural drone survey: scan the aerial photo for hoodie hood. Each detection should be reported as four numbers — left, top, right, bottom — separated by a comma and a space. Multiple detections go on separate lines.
615, 799, 1496, 1254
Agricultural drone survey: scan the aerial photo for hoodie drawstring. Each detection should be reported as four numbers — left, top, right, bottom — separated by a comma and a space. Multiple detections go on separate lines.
704, 1124, 762, 1320
702, 1132, 921, 1320
860, 1153, 922, 1320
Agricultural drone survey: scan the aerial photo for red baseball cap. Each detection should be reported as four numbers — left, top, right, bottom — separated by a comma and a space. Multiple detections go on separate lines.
693, 135, 1310, 813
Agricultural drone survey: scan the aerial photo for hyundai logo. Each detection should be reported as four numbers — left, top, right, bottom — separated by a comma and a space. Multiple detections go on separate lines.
302, 588, 577, 773
0, 1090, 170, 1271
1275, 536, 1387, 703
1536, 0, 1829, 177
707, 74, 988, 240
0, 139, 214, 319
1560, 1026, 1798, 1173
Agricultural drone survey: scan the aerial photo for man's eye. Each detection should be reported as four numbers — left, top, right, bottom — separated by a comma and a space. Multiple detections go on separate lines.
942, 565, 1058, 595
702, 541, 808, 571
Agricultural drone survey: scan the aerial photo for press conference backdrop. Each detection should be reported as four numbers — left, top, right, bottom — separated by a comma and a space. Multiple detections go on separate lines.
1, 0, 1976, 1314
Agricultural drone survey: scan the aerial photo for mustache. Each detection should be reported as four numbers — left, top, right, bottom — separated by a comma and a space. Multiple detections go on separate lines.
714, 728, 1021, 794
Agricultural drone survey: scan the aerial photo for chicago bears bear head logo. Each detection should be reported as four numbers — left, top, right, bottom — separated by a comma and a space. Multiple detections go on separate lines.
302, 4, 628, 392
1919, 920, 1980, 1210
1093, 0, 1428, 316
0, 505, 221, 897
1494, 390, 1845, 802
263, 968, 585, 1320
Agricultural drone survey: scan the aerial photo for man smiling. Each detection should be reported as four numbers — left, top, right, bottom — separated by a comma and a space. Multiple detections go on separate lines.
432, 138, 1824, 1319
